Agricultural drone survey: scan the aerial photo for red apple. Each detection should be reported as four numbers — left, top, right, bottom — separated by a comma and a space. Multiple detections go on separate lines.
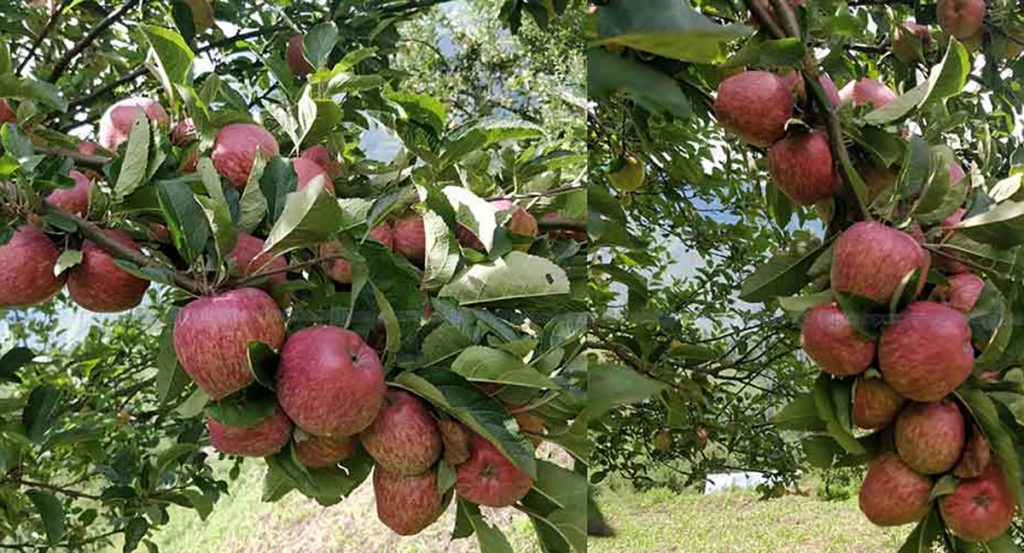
373, 466, 444, 536
206, 404, 292, 457
211, 123, 280, 189
767, 129, 838, 205
67, 229, 150, 313
892, 19, 934, 63
46, 169, 91, 216
940, 462, 1015, 542
933, 272, 984, 313
894, 398, 966, 475
714, 71, 793, 148
799, 302, 876, 376
228, 232, 286, 292
439, 418, 472, 465
294, 433, 357, 467
173, 287, 286, 400
954, 427, 993, 479
294, 156, 333, 193
299, 145, 343, 179
878, 301, 974, 402
831, 221, 930, 303
276, 325, 386, 438
456, 435, 534, 507
392, 212, 426, 264
286, 34, 314, 76
0, 99, 15, 124
839, 79, 898, 109
0, 226, 65, 308
859, 453, 932, 526
320, 224, 394, 284
360, 388, 442, 475
98, 97, 170, 151
937, 0, 986, 40
853, 377, 905, 430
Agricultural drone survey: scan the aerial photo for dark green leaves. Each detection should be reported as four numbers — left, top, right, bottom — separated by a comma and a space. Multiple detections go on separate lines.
0, 74, 67, 111
262, 178, 341, 255
204, 388, 277, 427
114, 113, 152, 199
26, 490, 66, 545
864, 39, 969, 125
739, 242, 826, 302
156, 180, 211, 263
587, 49, 691, 118
303, 23, 339, 71
450, 346, 557, 389
0, 346, 34, 382
583, 363, 665, 421
22, 385, 61, 443
141, 25, 195, 85
438, 251, 570, 305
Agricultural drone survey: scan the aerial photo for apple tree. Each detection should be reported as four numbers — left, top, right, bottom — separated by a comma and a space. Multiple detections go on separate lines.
0, 0, 587, 551
589, 0, 1024, 549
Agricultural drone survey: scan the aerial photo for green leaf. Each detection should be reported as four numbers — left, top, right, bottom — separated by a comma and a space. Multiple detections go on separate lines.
802, 436, 840, 468
113, 112, 151, 199
26, 490, 66, 545
393, 369, 537, 478
520, 461, 587, 553
722, 36, 805, 69
773, 394, 825, 432
53, 249, 82, 276
0, 346, 34, 382
156, 320, 189, 404
195, 195, 236, 269
587, 49, 691, 118
442, 185, 498, 252
304, 22, 339, 70
896, 506, 942, 553
958, 387, 1023, 510
122, 516, 149, 553
739, 242, 826, 302
156, 180, 211, 263
583, 363, 666, 420
141, 25, 195, 85
179, 489, 213, 521
929, 474, 958, 500
451, 347, 558, 389
238, 151, 268, 231
262, 178, 342, 255
595, 0, 751, 63
956, 201, 1024, 249
248, 341, 280, 391
422, 210, 460, 290
812, 374, 865, 455
22, 385, 61, 443
442, 117, 543, 166
439, 251, 570, 305
204, 388, 277, 428
0, 74, 67, 111
864, 39, 969, 125
459, 498, 514, 553
176, 388, 208, 418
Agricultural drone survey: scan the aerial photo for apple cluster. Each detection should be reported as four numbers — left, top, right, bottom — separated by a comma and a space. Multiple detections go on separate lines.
797, 219, 1013, 542
0, 88, 548, 537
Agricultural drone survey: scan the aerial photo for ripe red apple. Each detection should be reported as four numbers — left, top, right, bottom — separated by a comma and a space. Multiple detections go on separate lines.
894, 398, 966, 475
276, 325, 386, 438
173, 287, 286, 400
933, 272, 984, 313
439, 419, 472, 465
360, 388, 442, 475
799, 302, 876, 376
892, 19, 934, 63
294, 433, 357, 467
878, 301, 974, 402
767, 129, 838, 205
506, 207, 538, 251
76, 141, 102, 156
211, 123, 280, 189
937, 0, 986, 40
859, 453, 933, 526
46, 169, 91, 216
839, 79, 898, 110
67, 229, 150, 313
98, 97, 170, 151
0, 226, 65, 308
940, 462, 1015, 542
294, 156, 333, 193
780, 72, 842, 108
0, 99, 15, 124
206, 404, 292, 457
954, 427, 992, 479
299, 145, 343, 179
373, 466, 444, 536
714, 71, 793, 148
228, 232, 286, 292
286, 34, 314, 76
853, 377, 905, 430
456, 436, 534, 507
170, 118, 196, 146
392, 212, 426, 264
831, 221, 930, 303
320, 224, 394, 284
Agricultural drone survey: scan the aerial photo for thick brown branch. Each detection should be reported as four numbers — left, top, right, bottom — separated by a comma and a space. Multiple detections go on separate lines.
48, 0, 139, 82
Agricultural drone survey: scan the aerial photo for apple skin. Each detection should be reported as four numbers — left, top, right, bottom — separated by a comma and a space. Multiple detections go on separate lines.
879, 301, 974, 402
228, 232, 286, 292
506, 206, 539, 251
211, 123, 280, 189
360, 388, 443, 476
859, 453, 933, 526
46, 169, 91, 216
940, 462, 1015, 542
439, 419, 472, 465
392, 212, 426, 264
67, 229, 150, 313
320, 224, 394, 284
954, 427, 993, 479
0, 99, 14, 124
456, 436, 534, 507
937, 0, 986, 40
173, 287, 286, 400
514, 411, 544, 446
838, 79, 898, 109
831, 221, 930, 304
276, 325, 386, 438
294, 433, 357, 467
894, 399, 966, 475
933, 272, 985, 313
767, 129, 838, 205
714, 71, 793, 148
98, 97, 170, 151
286, 34, 314, 76
892, 20, 933, 63
373, 466, 444, 536
799, 302, 876, 377
0, 226, 65, 308
206, 404, 292, 457
780, 72, 841, 108
171, 118, 196, 146
294, 156, 333, 193
853, 377, 905, 430
299, 145, 343, 179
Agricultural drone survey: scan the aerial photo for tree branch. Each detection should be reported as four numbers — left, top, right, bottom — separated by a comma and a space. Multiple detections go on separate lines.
5, 476, 101, 500
743, 0, 785, 40
48, 0, 139, 82
17, 0, 71, 74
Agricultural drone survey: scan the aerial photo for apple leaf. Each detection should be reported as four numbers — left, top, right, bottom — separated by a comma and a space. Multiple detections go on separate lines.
204, 387, 276, 427
114, 112, 151, 201
450, 346, 558, 389
439, 251, 570, 305
812, 374, 865, 455
247, 341, 280, 390
773, 394, 825, 432
458, 498, 514, 553
26, 489, 66, 545
22, 384, 61, 443
262, 177, 342, 255
0, 346, 34, 382
896, 506, 942, 553
957, 387, 1024, 510
583, 362, 666, 421
520, 461, 587, 553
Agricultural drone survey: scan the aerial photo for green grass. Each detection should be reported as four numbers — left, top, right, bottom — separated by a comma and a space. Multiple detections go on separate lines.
590, 486, 911, 553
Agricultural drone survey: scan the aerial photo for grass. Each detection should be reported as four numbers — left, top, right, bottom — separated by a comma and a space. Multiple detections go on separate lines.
590, 485, 912, 553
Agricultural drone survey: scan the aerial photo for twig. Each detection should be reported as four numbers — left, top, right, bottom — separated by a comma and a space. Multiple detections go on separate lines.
1, 529, 119, 551
16, 0, 71, 74
5, 476, 101, 500
743, 0, 785, 40
48, 0, 140, 82
537, 215, 586, 232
